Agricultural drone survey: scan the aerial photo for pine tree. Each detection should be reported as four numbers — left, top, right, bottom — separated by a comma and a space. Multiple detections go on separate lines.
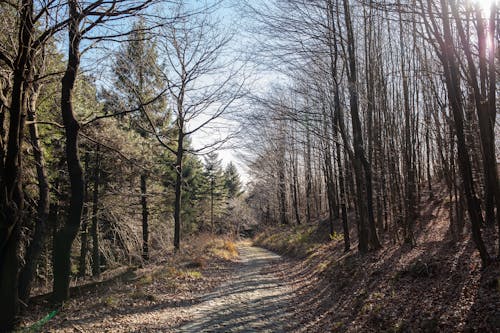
203, 153, 227, 232
223, 162, 242, 199
110, 18, 168, 262
112, 18, 167, 131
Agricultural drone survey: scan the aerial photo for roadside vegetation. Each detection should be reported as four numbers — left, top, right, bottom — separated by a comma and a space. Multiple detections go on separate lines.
20, 234, 239, 332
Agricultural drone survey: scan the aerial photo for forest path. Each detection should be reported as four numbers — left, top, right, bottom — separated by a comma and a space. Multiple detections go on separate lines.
175, 243, 294, 332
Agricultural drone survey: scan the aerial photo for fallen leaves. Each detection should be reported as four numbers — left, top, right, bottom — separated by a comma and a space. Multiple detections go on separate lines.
20, 235, 240, 333
256, 199, 500, 332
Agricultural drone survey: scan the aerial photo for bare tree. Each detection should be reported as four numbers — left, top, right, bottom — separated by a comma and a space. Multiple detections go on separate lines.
142, 4, 246, 250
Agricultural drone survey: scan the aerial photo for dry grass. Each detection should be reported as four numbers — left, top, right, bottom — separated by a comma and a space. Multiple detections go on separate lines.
22, 233, 240, 333
123, 234, 239, 292
254, 223, 329, 258
206, 239, 239, 260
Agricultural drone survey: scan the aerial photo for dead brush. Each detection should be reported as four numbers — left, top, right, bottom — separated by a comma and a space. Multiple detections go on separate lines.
223, 240, 238, 257
205, 238, 239, 260
397, 260, 438, 279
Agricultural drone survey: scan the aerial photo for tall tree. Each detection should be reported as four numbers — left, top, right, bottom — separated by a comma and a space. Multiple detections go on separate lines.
153, 4, 244, 250
421, 0, 491, 265
223, 162, 242, 199
112, 18, 166, 261
0, 0, 36, 327
53, 0, 154, 303
342, 0, 380, 252
204, 152, 227, 232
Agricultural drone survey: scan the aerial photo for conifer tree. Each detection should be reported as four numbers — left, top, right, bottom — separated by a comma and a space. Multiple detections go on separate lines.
111, 18, 167, 261
204, 153, 227, 232
223, 162, 242, 199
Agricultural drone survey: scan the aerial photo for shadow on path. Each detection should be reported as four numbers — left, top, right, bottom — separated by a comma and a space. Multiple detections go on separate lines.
174, 245, 294, 333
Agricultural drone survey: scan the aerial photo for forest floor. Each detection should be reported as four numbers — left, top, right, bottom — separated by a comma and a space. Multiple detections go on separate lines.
20, 237, 295, 332
18, 188, 500, 332
255, 187, 500, 332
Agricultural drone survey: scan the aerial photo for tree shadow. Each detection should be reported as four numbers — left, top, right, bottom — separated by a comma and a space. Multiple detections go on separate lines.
276, 194, 498, 332
29, 266, 137, 305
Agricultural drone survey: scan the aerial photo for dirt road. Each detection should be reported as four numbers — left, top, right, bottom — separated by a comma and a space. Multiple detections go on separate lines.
175, 244, 294, 332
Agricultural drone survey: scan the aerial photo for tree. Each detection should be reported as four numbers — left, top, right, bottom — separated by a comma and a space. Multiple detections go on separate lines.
420, 0, 492, 265
0, 2, 36, 327
342, 0, 381, 252
52, 0, 154, 304
111, 18, 167, 261
151, 3, 245, 250
204, 152, 227, 232
241, 0, 498, 264
223, 162, 243, 199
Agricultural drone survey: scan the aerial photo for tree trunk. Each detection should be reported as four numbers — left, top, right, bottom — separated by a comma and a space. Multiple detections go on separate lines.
277, 123, 288, 226
449, 3, 499, 231
173, 128, 184, 250
53, 1, 84, 302
399, 4, 416, 245
210, 177, 215, 232
91, 144, 100, 277
0, 0, 33, 327
327, 0, 349, 251
78, 152, 90, 277
278, 161, 288, 225
305, 119, 312, 224
289, 122, 301, 225
335, 113, 350, 252
343, 0, 380, 252
141, 174, 149, 261
322, 110, 336, 235
428, 0, 491, 265
18, 82, 50, 303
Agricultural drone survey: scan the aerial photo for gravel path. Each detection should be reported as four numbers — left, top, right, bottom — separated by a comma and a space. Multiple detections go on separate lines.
176, 245, 294, 332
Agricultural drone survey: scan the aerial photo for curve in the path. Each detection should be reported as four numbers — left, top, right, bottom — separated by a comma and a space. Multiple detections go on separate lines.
176, 245, 293, 333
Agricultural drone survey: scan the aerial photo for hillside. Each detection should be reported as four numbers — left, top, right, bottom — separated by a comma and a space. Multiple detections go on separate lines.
255, 191, 500, 332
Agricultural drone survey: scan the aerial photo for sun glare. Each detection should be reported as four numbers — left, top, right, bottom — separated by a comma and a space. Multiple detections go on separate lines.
470, 0, 497, 14
468, 0, 498, 53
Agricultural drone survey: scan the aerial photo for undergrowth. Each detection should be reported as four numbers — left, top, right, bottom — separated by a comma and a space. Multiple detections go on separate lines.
254, 223, 329, 258
206, 238, 239, 260
129, 234, 238, 292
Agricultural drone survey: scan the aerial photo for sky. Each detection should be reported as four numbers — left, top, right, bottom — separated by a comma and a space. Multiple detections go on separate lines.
185, 0, 262, 185
68, 0, 255, 183
64, 0, 283, 186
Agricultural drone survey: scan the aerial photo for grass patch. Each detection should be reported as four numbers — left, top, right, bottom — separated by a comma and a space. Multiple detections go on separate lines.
103, 295, 119, 307
130, 288, 156, 301
183, 270, 203, 279
138, 274, 153, 286
254, 224, 325, 258
316, 260, 330, 273
152, 266, 181, 280
329, 231, 344, 241
206, 239, 239, 260
151, 266, 203, 282
184, 256, 207, 269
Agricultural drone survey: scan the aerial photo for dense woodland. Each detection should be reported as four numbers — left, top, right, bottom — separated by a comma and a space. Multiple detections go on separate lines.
0, 0, 498, 331
242, 0, 499, 256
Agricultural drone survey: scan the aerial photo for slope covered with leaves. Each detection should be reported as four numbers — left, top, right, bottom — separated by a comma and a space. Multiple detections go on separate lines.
255, 192, 500, 332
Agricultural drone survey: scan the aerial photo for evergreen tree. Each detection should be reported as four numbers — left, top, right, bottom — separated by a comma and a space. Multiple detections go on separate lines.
112, 18, 167, 131
109, 18, 168, 262
203, 153, 227, 232
223, 162, 243, 199
180, 155, 208, 233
